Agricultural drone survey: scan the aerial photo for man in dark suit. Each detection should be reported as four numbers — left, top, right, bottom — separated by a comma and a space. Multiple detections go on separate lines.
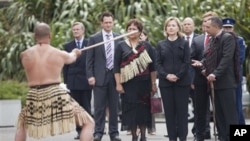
182, 17, 199, 49
86, 12, 122, 141
193, 16, 239, 141
191, 34, 211, 141
63, 22, 92, 140
182, 17, 199, 117
182, 17, 199, 137
190, 11, 218, 141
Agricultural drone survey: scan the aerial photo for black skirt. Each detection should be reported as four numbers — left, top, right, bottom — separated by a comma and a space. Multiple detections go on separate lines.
120, 78, 152, 131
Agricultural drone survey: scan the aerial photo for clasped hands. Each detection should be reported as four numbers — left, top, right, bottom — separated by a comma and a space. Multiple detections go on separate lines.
166, 74, 179, 82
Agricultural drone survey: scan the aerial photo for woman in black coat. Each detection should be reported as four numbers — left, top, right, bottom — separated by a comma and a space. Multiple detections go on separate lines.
156, 17, 191, 141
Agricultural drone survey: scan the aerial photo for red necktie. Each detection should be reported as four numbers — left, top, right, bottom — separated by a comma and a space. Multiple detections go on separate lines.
204, 35, 210, 51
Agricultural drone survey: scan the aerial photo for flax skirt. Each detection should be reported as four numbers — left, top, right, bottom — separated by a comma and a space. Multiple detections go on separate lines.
17, 84, 93, 139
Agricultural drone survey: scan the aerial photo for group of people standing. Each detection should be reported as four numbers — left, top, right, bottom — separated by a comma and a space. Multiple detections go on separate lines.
14, 10, 246, 141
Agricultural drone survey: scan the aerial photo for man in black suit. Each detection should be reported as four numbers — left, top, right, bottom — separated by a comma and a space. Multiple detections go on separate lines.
63, 22, 92, 140
182, 17, 199, 137
193, 16, 239, 141
182, 17, 199, 49
86, 12, 122, 141
190, 11, 218, 141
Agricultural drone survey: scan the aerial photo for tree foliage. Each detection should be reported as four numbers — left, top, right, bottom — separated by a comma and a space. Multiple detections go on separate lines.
0, 0, 250, 88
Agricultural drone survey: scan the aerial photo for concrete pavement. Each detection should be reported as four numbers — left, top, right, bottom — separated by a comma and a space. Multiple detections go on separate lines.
0, 118, 227, 141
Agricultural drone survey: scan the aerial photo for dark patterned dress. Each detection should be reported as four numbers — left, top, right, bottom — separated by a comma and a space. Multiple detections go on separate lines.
114, 41, 156, 131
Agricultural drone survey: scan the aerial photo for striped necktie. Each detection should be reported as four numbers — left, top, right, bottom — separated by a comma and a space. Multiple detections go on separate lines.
106, 34, 113, 70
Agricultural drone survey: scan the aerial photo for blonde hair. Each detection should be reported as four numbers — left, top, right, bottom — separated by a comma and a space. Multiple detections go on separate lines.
163, 17, 183, 37
202, 11, 218, 19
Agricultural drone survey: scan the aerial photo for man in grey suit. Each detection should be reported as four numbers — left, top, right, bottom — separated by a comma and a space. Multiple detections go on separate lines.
86, 12, 122, 141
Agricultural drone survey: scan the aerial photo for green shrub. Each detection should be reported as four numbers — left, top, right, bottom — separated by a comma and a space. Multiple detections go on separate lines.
0, 80, 28, 106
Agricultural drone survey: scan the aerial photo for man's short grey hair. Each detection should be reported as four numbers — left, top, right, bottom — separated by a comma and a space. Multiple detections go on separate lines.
72, 22, 85, 30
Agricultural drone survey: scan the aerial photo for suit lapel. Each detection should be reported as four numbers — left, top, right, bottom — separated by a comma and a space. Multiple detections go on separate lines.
70, 41, 77, 50
71, 40, 81, 64
97, 32, 106, 58
114, 33, 123, 50
82, 39, 88, 48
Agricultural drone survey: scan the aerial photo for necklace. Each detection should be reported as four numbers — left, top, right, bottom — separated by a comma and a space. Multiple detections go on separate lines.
168, 36, 178, 41
128, 39, 138, 54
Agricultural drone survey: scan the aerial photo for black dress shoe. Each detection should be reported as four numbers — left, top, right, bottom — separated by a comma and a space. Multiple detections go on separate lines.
110, 135, 121, 141
205, 132, 211, 139
132, 136, 138, 141
193, 137, 204, 141
93, 135, 102, 141
140, 137, 147, 141
74, 135, 80, 140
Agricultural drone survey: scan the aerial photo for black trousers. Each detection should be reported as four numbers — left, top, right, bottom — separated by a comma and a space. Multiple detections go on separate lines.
70, 89, 92, 134
214, 88, 238, 141
194, 84, 211, 140
160, 85, 189, 141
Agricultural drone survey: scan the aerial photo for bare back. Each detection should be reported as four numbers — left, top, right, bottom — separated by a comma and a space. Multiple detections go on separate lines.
21, 44, 76, 86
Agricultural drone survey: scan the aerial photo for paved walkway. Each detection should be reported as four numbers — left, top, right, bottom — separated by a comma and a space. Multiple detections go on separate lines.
1, 118, 229, 141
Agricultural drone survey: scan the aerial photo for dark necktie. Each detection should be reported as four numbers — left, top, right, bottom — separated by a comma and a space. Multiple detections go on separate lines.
77, 41, 81, 49
186, 36, 190, 47
204, 37, 217, 75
